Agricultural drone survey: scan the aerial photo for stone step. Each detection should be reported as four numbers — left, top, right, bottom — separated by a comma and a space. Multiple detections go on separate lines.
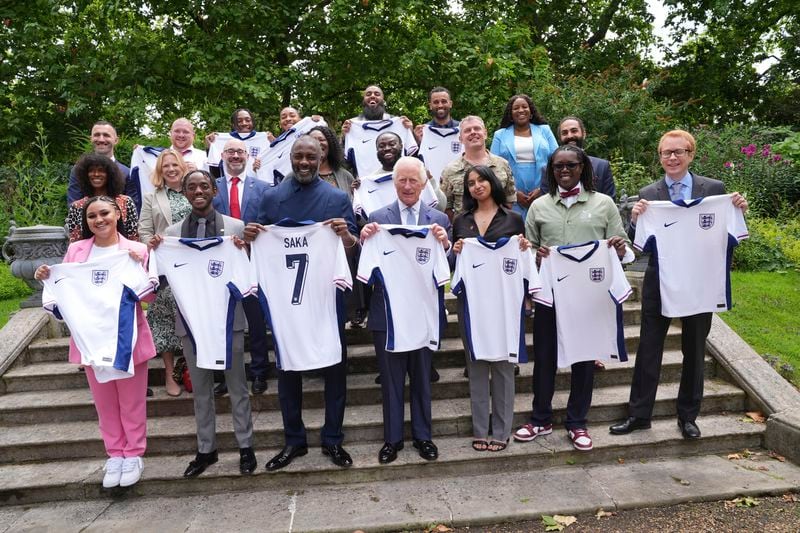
0, 377, 743, 462
0, 414, 764, 507
0, 346, 706, 426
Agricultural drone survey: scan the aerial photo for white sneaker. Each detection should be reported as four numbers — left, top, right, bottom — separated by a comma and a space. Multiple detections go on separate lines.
119, 456, 143, 487
102, 457, 124, 488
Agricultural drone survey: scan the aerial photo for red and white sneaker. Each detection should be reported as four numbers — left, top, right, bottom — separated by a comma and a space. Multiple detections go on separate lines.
568, 428, 593, 451
513, 423, 553, 442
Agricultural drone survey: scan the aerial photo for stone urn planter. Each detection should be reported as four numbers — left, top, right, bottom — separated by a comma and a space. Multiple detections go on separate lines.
2, 222, 68, 308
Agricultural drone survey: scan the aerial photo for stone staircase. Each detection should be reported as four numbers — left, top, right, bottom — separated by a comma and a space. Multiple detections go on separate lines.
0, 271, 798, 530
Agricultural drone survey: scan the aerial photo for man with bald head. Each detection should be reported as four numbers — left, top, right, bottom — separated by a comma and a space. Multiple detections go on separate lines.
244, 135, 358, 471
211, 139, 272, 395
169, 118, 207, 171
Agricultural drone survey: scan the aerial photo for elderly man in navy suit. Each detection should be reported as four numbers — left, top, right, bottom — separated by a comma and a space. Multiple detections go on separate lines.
541, 116, 616, 199
212, 138, 272, 395
360, 156, 451, 464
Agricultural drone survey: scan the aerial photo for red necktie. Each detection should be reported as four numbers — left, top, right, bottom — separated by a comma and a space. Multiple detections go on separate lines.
559, 187, 580, 198
229, 176, 241, 219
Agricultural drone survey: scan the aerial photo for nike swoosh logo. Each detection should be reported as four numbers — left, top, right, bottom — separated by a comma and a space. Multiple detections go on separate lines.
383, 250, 396, 256
427, 146, 436, 150
557, 275, 569, 282
367, 189, 379, 194
54, 278, 66, 285
174, 262, 188, 268
472, 263, 484, 268
664, 221, 678, 227
362, 139, 371, 143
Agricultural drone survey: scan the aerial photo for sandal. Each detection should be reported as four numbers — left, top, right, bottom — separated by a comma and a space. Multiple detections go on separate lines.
488, 440, 508, 452
472, 439, 489, 452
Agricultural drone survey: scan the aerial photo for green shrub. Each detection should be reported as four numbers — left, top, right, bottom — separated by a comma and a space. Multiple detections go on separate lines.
609, 152, 654, 198
0, 262, 33, 300
733, 217, 800, 272
773, 131, 800, 163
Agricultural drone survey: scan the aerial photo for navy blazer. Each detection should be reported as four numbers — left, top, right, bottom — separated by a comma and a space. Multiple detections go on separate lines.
540, 155, 616, 199
365, 201, 451, 332
212, 175, 270, 224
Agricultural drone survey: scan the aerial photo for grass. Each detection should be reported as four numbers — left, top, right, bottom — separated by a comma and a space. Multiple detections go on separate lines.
0, 261, 33, 327
0, 297, 25, 328
722, 270, 800, 386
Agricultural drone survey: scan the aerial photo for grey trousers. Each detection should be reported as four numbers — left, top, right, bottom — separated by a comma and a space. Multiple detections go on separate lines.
182, 332, 254, 452
467, 357, 515, 442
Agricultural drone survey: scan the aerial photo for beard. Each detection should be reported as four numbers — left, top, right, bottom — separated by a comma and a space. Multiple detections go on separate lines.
362, 103, 386, 120
564, 137, 585, 148
294, 168, 318, 184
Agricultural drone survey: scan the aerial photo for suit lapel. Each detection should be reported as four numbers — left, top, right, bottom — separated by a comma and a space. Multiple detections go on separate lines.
156, 189, 171, 223
240, 177, 253, 217
692, 174, 706, 199
387, 203, 401, 224
216, 177, 230, 214
655, 179, 671, 201
214, 211, 226, 236
180, 216, 193, 238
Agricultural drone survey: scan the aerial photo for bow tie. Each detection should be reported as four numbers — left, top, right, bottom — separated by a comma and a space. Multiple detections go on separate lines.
559, 187, 580, 198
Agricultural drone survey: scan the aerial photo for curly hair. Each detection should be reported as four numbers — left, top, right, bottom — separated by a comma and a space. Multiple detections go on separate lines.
73, 153, 126, 197
309, 125, 345, 171
499, 94, 547, 129
545, 145, 595, 196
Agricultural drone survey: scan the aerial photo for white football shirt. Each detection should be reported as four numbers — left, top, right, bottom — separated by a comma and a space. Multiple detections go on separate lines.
451, 236, 541, 363
130, 146, 164, 199
344, 118, 418, 177
419, 125, 461, 186
357, 225, 449, 352
42, 251, 157, 383
250, 220, 352, 371
634, 193, 749, 317
352, 171, 439, 219
533, 240, 632, 368
151, 236, 256, 370
255, 117, 328, 186
207, 131, 270, 177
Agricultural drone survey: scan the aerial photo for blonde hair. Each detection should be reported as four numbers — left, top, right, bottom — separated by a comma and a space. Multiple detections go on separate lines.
658, 129, 696, 154
151, 149, 189, 189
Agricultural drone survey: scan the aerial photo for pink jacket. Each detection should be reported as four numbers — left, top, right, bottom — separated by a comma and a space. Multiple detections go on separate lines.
62, 234, 157, 365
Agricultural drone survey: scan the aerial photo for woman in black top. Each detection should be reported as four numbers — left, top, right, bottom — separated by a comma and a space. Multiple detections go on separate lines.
451, 165, 531, 452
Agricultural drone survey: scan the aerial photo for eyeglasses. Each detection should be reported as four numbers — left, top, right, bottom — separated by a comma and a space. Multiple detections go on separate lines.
659, 148, 692, 159
224, 149, 246, 156
552, 162, 582, 171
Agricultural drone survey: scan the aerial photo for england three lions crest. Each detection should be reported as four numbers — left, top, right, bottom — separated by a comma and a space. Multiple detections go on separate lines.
416, 247, 431, 265
91, 270, 109, 286
208, 260, 225, 278
589, 267, 605, 283
699, 213, 715, 230
502, 258, 517, 275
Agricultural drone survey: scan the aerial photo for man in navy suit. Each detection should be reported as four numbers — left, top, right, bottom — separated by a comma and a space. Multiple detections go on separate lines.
541, 116, 616, 199
609, 129, 748, 439
212, 138, 272, 395
360, 156, 452, 464
68, 121, 141, 211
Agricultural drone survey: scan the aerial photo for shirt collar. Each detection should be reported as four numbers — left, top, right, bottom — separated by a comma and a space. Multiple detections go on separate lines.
556, 182, 585, 206
426, 118, 460, 128
397, 198, 423, 218
665, 172, 692, 189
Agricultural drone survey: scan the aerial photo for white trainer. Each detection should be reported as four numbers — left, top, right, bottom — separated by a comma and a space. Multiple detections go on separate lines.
102, 457, 124, 488
119, 456, 143, 487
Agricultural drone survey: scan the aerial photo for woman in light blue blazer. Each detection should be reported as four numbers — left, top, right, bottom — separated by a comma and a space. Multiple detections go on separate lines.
490, 94, 558, 217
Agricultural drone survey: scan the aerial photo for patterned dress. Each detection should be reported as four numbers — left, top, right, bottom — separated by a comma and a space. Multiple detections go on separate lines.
145, 189, 191, 353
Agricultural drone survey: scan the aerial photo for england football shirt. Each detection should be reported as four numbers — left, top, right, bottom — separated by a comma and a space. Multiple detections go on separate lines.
419, 125, 461, 186
130, 146, 165, 199
207, 131, 270, 177
533, 240, 632, 368
42, 251, 157, 382
150, 236, 256, 370
352, 171, 439, 219
358, 225, 449, 352
451, 236, 541, 363
250, 220, 351, 371
255, 117, 328, 186
344, 118, 418, 177
634, 193, 749, 317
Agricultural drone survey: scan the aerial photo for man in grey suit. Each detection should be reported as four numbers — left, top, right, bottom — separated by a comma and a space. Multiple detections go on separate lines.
610, 130, 748, 439
360, 156, 452, 464
154, 170, 257, 477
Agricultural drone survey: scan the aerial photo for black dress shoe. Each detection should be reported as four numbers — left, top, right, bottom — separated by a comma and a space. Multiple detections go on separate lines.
214, 381, 228, 397
609, 416, 652, 435
251, 376, 268, 395
374, 374, 381, 384
678, 419, 701, 439
184, 450, 219, 478
322, 444, 353, 468
412, 439, 438, 461
378, 442, 404, 464
239, 447, 257, 474
430, 367, 440, 383
265, 445, 308, 471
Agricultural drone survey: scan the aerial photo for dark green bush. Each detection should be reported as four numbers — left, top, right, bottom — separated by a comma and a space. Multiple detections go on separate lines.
0, 263, 33, 300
